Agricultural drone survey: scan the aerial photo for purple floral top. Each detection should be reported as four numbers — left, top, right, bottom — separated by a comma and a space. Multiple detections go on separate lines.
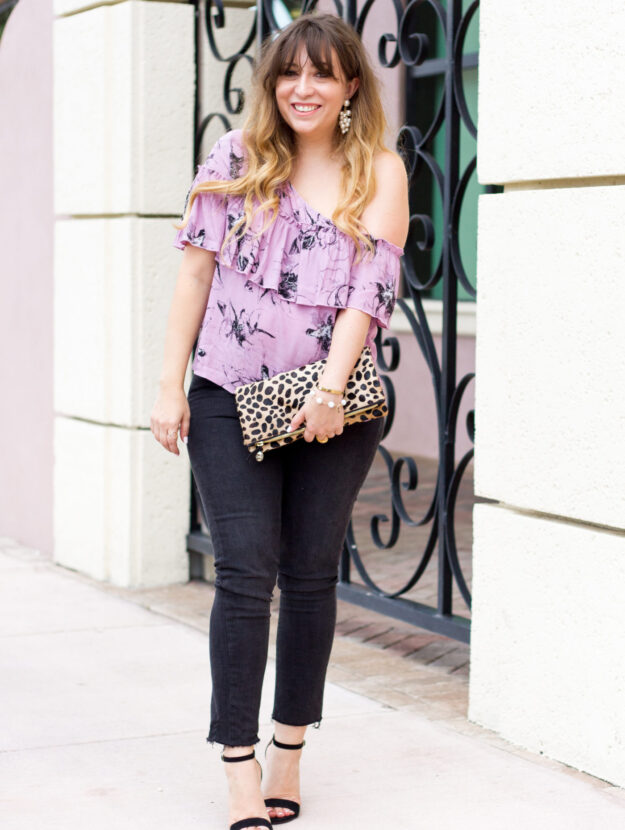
173, 129, 403, 393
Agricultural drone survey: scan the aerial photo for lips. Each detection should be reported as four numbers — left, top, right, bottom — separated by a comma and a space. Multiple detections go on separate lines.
291, 103, 321, 114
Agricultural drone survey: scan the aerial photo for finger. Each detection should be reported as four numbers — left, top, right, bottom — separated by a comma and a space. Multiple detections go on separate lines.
161, 425, 179, 455
289, 406, 307, 432
166, 425, 180, 455
157, 427, 171, 453
303, 426, 315, 442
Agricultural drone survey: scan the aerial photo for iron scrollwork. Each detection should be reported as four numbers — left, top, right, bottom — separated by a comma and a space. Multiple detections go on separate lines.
187, 0, 481, 643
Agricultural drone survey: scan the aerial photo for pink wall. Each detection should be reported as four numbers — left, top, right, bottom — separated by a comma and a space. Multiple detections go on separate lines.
0, 0, 54, 553
385, 332, 475, 461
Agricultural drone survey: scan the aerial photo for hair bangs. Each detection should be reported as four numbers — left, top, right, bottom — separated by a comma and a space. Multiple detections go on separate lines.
276, 23, 340, 81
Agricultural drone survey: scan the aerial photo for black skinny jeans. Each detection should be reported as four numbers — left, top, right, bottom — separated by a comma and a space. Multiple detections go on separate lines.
186, 372, 385, 747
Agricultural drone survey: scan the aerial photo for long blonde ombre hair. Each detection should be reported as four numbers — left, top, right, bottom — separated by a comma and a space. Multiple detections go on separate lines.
176, 12, 393, 261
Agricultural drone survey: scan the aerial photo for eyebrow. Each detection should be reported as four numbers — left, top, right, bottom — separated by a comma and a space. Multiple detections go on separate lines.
283, 61, 333, 73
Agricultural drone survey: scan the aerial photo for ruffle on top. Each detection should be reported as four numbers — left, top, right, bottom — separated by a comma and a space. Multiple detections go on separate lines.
173, 129, 404, 329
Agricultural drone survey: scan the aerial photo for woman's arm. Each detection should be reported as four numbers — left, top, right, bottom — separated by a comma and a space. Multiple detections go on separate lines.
360, 149, 410, 248
288, 308, 370, 442
319, 150, 409, 394
319, 308, 371, 391
289, 150, 410, 442
151, 245, 217, 455
159, 245, 216, 389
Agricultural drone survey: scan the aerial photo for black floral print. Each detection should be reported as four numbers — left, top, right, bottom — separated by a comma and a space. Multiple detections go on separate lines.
325, 283, 355, 307
374, 279, 396, 317
187, 226, 205, 247
217, 300, 276, 348
226, 210, 264, 274
306, 314, 335, 354
278, 271, 298, 300
288, 211, 338, 254
229, 148, 245, 179
214, 260, 223, 286
222, 362, 278, 388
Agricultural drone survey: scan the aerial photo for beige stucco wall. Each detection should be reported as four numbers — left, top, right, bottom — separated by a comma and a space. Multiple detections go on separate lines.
470, 0, 625, 787
53, 0, 195, 586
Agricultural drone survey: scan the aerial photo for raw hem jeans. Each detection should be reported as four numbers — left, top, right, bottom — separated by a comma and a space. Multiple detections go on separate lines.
186, 372, 384, 747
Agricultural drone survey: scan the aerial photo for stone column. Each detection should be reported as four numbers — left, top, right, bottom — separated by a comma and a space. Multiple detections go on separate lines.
53, 0, 195, 586
470, 1, 625, 786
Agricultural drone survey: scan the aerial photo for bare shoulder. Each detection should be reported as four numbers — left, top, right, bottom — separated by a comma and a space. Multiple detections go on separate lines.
360, 149, 410, 248
374, 148, 407, 181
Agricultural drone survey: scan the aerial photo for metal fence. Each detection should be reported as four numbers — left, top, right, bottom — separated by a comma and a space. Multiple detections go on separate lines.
187, 0, 495, 643
0, 0, 19, 40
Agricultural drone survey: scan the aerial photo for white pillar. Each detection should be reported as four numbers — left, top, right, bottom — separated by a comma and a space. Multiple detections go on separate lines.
471, 1, 625, 786
53, 0, 195, 586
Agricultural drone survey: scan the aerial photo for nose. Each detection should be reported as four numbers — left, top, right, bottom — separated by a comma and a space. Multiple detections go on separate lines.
294, 70, 313, 97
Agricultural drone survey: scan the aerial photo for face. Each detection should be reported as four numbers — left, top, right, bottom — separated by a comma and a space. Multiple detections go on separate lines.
274, 44, 359, 140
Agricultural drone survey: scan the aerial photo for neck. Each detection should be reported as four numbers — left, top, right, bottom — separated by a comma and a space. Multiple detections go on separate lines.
293, 130, 339, 169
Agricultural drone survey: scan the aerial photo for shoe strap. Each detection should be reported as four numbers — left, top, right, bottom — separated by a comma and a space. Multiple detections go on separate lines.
230, 819, 272, 830
222, 750, 256, 763
272, 736, 306, 750
264, 798, 300, 812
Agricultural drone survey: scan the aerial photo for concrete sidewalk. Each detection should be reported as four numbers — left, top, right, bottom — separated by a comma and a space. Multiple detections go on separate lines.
1, 543, 624, 830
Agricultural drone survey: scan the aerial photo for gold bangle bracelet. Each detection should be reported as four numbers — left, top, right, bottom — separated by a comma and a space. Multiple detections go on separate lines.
318, 384, 344, 396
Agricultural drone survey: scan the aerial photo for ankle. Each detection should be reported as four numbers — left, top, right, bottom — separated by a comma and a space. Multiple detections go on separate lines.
223, 744, 255, 758
272, 722, 307, 746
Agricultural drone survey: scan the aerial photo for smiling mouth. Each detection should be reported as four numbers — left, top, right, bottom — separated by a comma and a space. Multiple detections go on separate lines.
291, 103, 321, 113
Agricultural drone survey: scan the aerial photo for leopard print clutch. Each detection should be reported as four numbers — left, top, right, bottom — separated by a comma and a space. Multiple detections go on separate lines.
234, 346, 388, 461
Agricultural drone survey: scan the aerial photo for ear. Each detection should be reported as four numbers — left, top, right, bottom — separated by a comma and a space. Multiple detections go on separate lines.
346, 77, 359, 100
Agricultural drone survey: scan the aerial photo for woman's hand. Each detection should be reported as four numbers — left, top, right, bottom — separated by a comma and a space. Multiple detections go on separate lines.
150, 384, 190, 456
289, 390, 345, 442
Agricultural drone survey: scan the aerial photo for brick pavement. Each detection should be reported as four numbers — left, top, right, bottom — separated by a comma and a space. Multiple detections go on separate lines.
346, 451, 476, 620
319, 449, 475, 723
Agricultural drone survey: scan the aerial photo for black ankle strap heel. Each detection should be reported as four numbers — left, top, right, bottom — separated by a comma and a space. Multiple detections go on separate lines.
263, 735, 305, 824
221, 750, 258, 764
221, 749, 272, 830
270, 737, 305, 751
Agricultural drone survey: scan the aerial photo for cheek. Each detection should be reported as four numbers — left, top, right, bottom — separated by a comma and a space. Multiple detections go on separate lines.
276, 98, 291, 120
275, 86, 291, 110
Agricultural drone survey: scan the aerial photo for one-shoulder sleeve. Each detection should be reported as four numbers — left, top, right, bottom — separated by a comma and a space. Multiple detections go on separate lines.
344, 238, 404, 328
172, 130, 240, 252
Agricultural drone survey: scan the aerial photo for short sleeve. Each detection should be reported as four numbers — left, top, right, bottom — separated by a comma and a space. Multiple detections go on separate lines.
172, 130, 240, 253
345, 238, 403, 328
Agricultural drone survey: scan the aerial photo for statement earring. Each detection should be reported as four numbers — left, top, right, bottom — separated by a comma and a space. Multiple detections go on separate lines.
339, 98, 351, 134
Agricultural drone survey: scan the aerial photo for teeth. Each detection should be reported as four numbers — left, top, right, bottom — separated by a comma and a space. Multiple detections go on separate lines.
293, 104, 319, 112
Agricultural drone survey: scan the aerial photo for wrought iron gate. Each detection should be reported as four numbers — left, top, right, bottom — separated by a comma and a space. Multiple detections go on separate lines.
187, 0, 493, 644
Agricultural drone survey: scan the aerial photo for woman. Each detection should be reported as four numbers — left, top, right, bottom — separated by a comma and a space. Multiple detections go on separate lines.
151, 12, 409, 830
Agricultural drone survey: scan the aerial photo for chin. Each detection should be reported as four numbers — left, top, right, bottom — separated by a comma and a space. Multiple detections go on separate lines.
290, 121, 331, 138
